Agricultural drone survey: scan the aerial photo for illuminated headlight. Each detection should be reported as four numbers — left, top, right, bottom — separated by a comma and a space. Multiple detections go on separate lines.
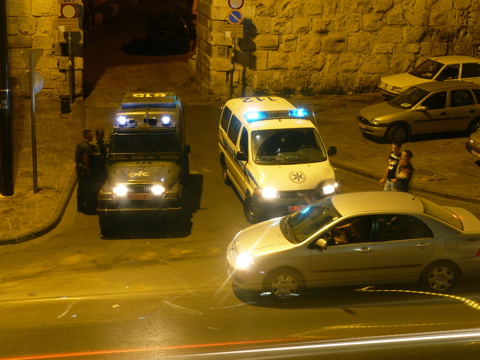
113, 185, 128, 196
256, 187, 279, 198
235, 253, 256, 269
151, 185, 165, 195
391, 86, 402, 93
372, 119, 380, 126
323, 182, 338, 195
161, 115, 171, 126
117, 116, 127, 126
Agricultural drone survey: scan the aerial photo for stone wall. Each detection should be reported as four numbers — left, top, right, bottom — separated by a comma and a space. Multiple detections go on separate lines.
196, 0, 480, 100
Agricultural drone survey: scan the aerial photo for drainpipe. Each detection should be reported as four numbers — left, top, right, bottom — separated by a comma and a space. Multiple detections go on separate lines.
0, 0, 14, 196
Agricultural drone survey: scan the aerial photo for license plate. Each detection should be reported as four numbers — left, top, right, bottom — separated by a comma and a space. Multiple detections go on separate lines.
128, 193, 152, 200
472, 149, 480, 158
289, 205, 307, 212
359, 123, 366, 129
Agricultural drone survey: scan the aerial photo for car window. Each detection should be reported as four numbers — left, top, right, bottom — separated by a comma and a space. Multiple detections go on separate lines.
436, 65, 459, 81
227, 115, 242, 143
422, 91, 446, 110
409, 59, 442, 79
450, 89, 475, 107
391, 86, 429, 109
329, 216, 373, 246
461, 63, 480, 78
220, 106, 232, 132
239, 127, 248, 156
377, 215, 433, 241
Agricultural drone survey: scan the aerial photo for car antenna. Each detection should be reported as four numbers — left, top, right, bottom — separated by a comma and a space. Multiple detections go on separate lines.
412, 192, 421, 200
310, 107, 319, 128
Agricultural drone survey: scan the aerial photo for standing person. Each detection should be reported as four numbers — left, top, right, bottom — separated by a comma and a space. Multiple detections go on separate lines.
392, 150, 414, 192
91, 128, 108, 193
378, 141, 402, 191
75, 129, 96, 214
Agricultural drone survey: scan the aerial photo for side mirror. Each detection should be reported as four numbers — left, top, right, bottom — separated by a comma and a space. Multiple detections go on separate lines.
328, 146, 337, 156
184, 144, 191, 154
414, 106, 427, 112
236, 151, 247, 161
315, 238, 328, 250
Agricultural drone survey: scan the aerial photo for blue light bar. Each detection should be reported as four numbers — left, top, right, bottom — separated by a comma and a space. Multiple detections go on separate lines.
289, 108, 309, 117
245, 111, 268, 122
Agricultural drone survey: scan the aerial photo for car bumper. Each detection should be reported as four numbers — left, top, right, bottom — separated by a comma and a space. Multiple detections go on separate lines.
358, 121, 388, 139
465, 141, 480, 158
227, 261, 265, 292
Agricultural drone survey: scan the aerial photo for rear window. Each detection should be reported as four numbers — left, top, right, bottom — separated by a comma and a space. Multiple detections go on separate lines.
420, 198, 463, 230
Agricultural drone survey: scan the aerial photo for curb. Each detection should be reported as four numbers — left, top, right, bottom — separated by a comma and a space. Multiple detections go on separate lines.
0, 170, 77, 246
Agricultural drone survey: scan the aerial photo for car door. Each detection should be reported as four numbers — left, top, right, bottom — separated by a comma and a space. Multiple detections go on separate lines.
447, 89, 479, 131
309, 216, 375, 286
373, 214, 435, 283
410, 91, 449, 134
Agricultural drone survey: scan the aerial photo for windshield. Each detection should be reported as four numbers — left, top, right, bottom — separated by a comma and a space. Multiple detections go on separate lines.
390, 86, 429, 109
282, 197, 340, 243
252, 128, 327, 165
408, 59, 443, 79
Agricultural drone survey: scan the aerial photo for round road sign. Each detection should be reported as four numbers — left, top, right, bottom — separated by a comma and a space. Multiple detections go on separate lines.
228, 10, 243, 24
228, 0, 244, 9
60, 4, 78, 19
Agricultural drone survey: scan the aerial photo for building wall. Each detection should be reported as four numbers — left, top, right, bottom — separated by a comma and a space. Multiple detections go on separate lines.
196, 0, 480, 100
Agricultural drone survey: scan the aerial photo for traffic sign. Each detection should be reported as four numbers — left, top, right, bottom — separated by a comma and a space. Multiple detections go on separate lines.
21, 49, 44, 68
20, 71, 44, 94
60, 3, 78, 18
228, 10, 243, 24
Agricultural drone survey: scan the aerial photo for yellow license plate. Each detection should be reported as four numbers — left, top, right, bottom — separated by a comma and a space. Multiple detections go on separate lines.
128, 193, 152, 200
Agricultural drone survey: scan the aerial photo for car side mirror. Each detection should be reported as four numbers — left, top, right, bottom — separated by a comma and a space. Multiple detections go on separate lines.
415, 106, 427, 111
185, 144, 191, 154
316, 238, 328, 250
236, 151, 247, 161
328, 146, 337, 156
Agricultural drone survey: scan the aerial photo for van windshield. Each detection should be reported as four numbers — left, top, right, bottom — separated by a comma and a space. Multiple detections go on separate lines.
252, 128, 327, 165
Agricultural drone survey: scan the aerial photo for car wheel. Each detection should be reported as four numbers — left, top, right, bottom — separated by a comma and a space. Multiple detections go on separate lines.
469, 118, 480, 134
244, 196, 261, 224
263, 268, 305, 299
420, 261, 460, 293
99, 216, 115, 237
387, 124, 408, 143
222, 163, 233, 186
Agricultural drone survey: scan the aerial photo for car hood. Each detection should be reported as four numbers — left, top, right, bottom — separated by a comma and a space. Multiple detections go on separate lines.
253, 162, 335, 190
359, 101, 407, 121
445, 206, 480, 232
233, 218, 294, 257
381, 72, 433, 91
107, 161, 180, 188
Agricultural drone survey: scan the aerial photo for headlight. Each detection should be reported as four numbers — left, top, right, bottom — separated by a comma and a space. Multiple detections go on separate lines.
391, 86, 402, 93
117, 115, 127, 126
322, 182, 337, 195
235, 253, 256, 269
256, 187, 279, 198
113, 185, 128, 196
372, 119, 380, 126
151, 185, 165, 195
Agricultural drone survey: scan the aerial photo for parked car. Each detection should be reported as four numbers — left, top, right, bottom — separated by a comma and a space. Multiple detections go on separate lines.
466, 130, 480, 159
226, 191, 480, 299
358, 81, 480, 142
378, 55, 480, 98
146, 13, 191, 53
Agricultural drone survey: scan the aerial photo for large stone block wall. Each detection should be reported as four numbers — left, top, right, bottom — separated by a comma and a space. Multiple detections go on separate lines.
6, 0, 83, 105
196, 0, 480, 100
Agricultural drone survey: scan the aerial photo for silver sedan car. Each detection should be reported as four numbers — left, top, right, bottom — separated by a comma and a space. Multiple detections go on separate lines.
227, 192, 480, 299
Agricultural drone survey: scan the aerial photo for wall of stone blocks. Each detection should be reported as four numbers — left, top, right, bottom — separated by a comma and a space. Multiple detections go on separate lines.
196, 0, 480, 100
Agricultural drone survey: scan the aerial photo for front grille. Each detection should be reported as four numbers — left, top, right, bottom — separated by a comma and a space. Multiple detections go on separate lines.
278, 189, 318, 199
128, 186, 153, 194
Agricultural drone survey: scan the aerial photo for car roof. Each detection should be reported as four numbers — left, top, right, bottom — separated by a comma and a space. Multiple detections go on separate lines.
429, 55, 480, 64
414, 80, 480, 92
331, 191, 425, 216
225, 96, 297, 114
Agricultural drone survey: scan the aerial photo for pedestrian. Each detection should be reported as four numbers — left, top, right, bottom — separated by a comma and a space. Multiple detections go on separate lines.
75, 129, 97, 214
378, 141, 402, 191
392, 150, 414, 192
91, 128, 108, 193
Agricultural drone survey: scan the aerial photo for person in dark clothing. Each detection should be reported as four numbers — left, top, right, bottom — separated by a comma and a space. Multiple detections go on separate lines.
75, 129, 96, 214
91, 128, 108, 193
379, 141, 402, 191
392, 149, 414, 192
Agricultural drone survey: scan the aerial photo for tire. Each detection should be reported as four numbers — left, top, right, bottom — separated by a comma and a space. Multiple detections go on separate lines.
387, 124, 408, 143
469, 118, 480, 134
263, 268, 305, 299
420, 261, 460, 293
222, 163, 233, 186
99, 216, 115, 237
244, 196, 262, 224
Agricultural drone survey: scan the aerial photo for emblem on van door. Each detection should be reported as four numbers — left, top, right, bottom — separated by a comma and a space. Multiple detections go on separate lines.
289, 171, 306, 183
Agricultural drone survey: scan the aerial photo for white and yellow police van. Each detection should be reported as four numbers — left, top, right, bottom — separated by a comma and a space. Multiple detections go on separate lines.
218, 96, 337, 223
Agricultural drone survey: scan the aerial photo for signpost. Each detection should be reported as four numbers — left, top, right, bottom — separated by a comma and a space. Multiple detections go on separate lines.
226, 1, 244, 98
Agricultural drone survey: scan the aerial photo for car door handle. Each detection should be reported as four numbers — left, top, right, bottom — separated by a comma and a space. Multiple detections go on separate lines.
471, 109, 476, 113
416, 242, 431, 249
356, 247, 373, 253
441, 112, 447, 115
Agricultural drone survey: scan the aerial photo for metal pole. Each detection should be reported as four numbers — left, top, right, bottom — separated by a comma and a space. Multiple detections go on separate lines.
29, 52, 38, 194
68, 31, 75, 104
0, 0, 13, 196
229, 37, 236, 99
